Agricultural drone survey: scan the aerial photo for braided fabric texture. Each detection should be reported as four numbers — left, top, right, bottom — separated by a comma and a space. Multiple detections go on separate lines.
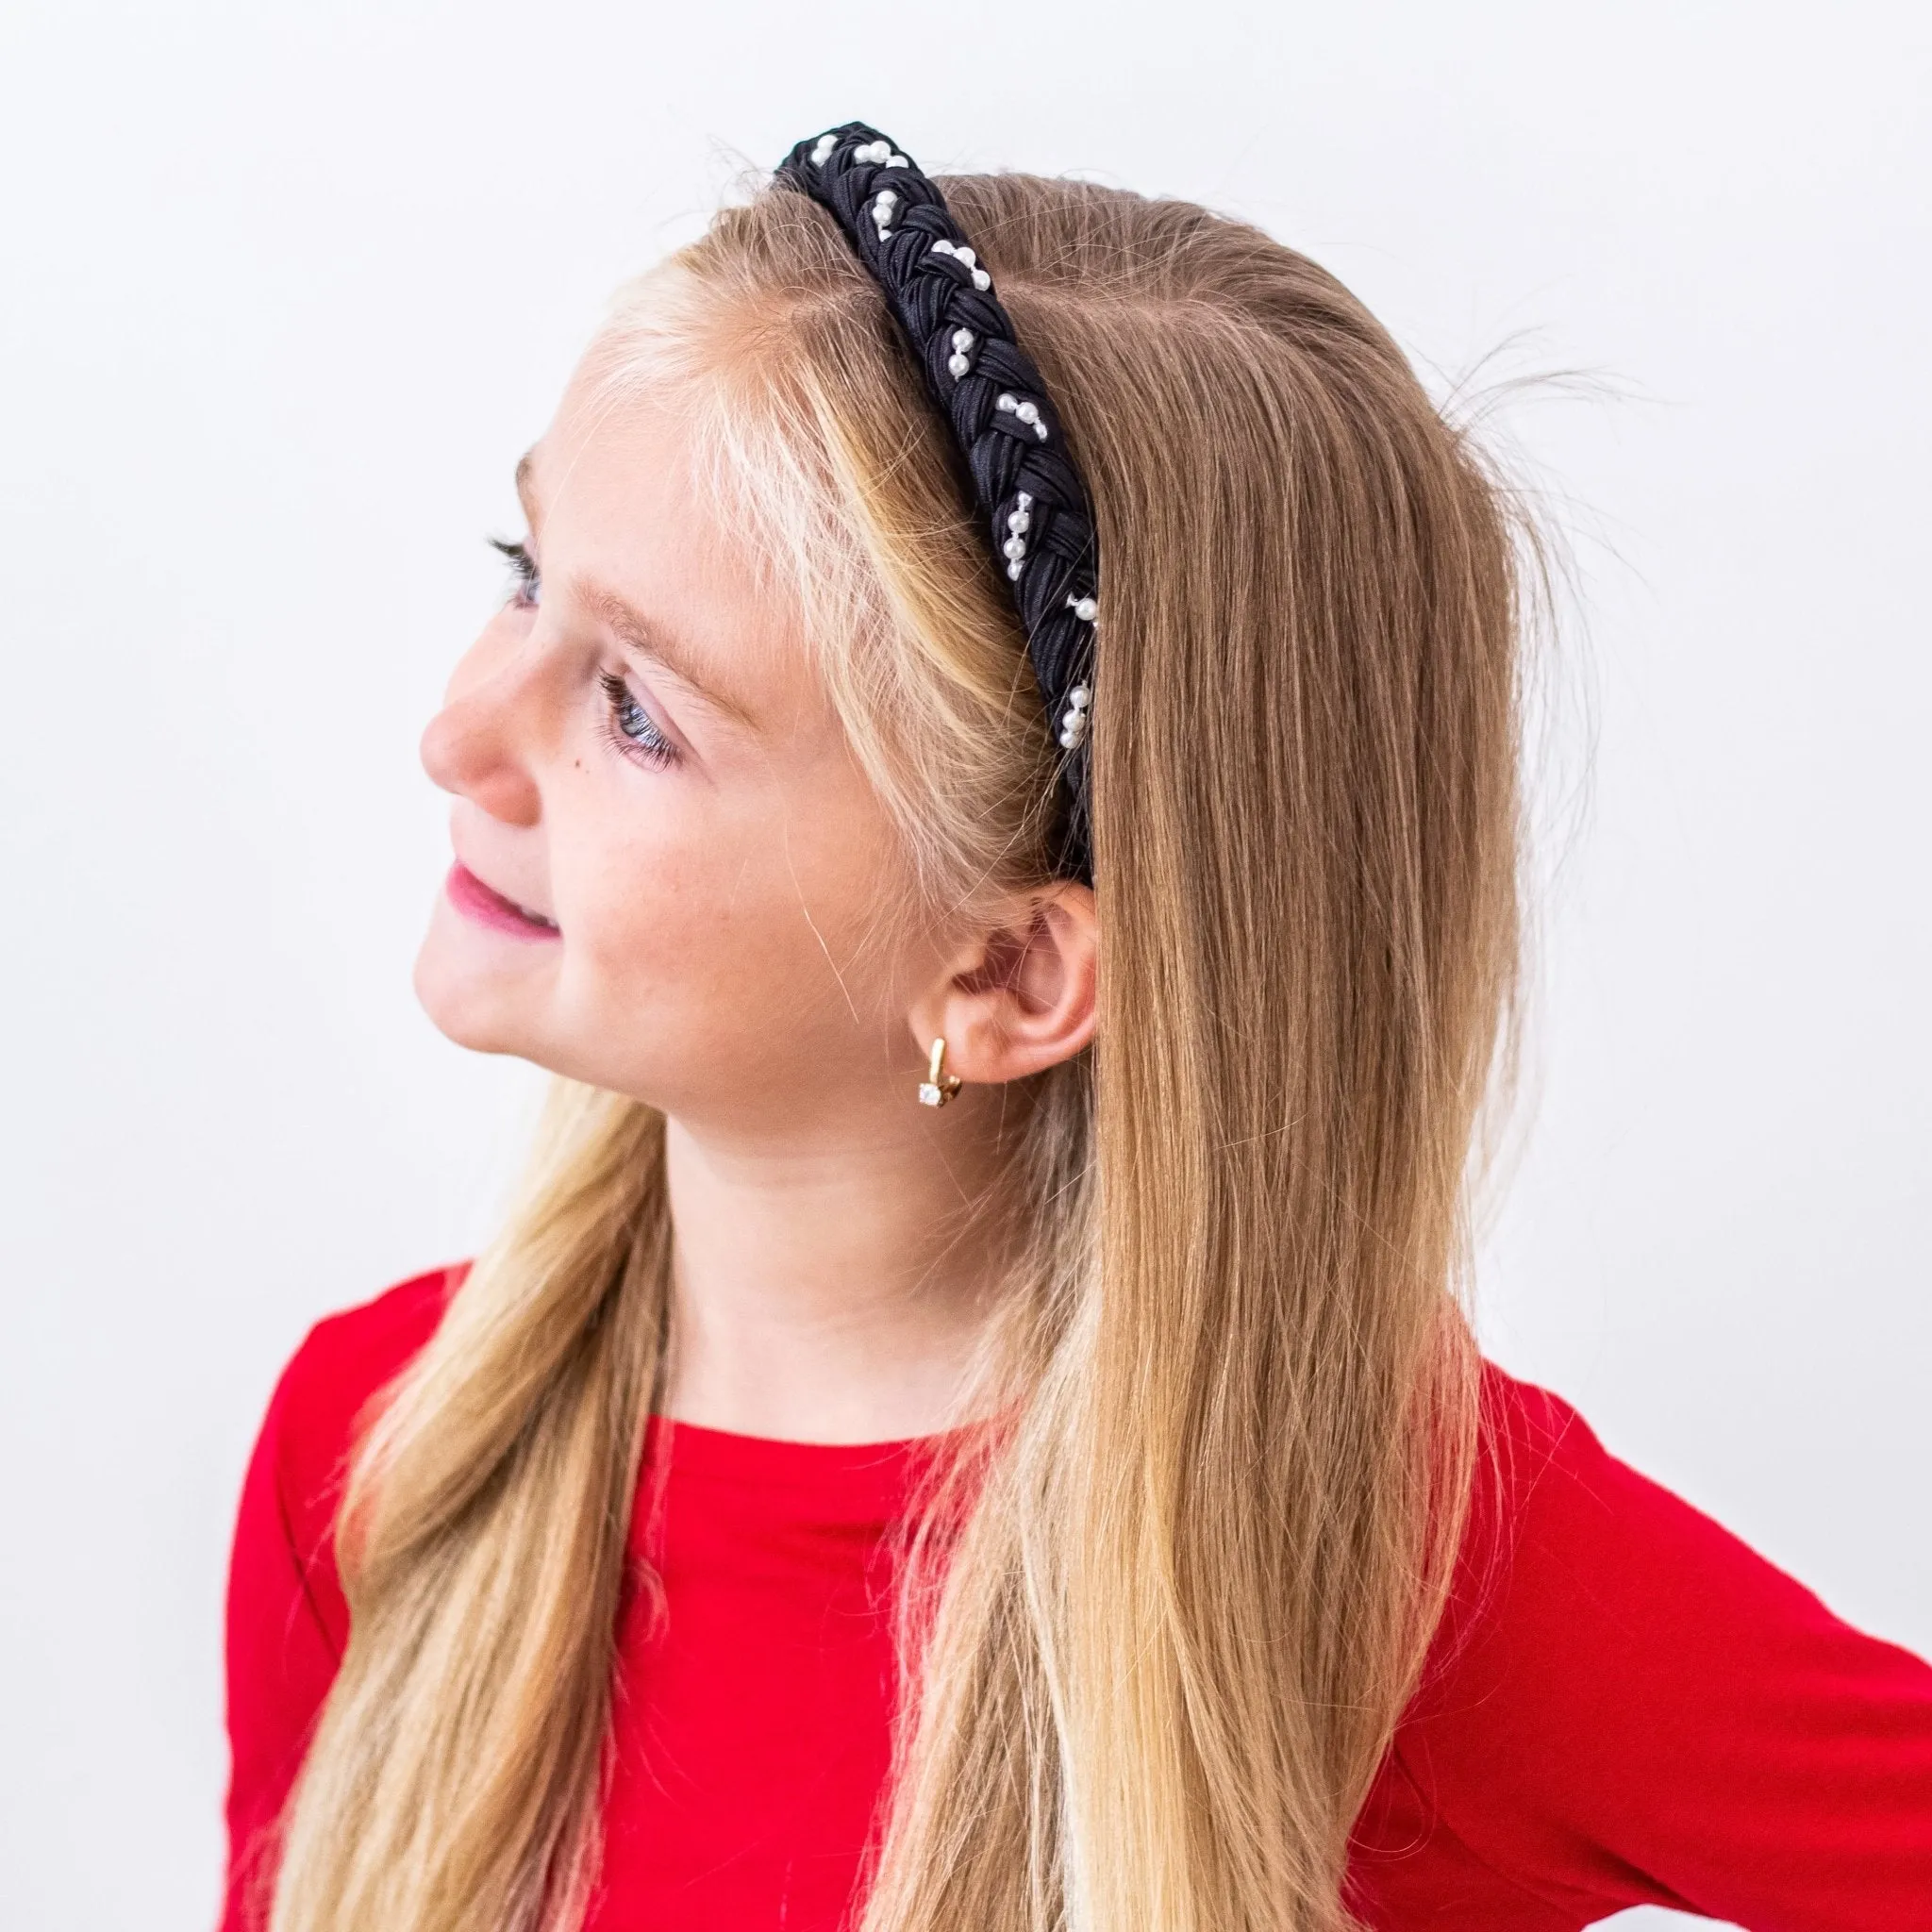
776, 122, 1099, 882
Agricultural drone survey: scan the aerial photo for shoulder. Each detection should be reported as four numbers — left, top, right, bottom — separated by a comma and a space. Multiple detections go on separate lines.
1356, 1360, 1932, 1928
263, 1261, 466, 1534
238, 1259, 469, 1630
275, 1261, 465, 1438
1424, 1359, 1913, 1739
1445, 1361, 1863, 1684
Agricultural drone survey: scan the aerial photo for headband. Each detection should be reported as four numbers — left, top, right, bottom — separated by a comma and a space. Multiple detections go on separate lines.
775, 123, 1099, 884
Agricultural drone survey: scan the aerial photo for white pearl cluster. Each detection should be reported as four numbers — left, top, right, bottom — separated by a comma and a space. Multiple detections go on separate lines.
1001, 491, 1034, 581
813, 132, 909, 171
873, 188, 899, 239
1060, 588, 1096, 746
996, 391, 1049, 441
930, 238, 991, 291
1058, 684, 1091, 751
946, 327, 976, 379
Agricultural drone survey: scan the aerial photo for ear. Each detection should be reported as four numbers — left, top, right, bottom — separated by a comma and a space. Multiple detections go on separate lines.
909, 881, 1097, 1088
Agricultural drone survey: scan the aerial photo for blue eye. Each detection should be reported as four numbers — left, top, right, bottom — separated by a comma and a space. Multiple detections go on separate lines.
598, 671, 677, 769
490, 536, 541, 609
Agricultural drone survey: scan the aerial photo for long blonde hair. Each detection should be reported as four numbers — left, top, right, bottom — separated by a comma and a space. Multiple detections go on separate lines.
270, 171, 1524, 1932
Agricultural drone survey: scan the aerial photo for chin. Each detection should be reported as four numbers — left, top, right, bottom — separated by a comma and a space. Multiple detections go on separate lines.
412, 926, 550, 1059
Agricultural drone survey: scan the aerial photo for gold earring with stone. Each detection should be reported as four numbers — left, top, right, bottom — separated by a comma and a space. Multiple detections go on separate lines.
917, 1036, 963, 1108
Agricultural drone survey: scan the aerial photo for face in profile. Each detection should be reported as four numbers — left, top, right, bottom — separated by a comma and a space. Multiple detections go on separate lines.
412, 358, 950, 1140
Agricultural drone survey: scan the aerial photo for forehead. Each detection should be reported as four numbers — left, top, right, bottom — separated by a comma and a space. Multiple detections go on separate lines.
525, 372, 810, 723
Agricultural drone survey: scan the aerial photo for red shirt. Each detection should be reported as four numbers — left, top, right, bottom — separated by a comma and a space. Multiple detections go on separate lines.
222, 1265, 1932, 1930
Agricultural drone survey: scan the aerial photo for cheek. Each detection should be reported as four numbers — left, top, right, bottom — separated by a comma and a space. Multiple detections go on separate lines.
566, 828, 753, 1005
548, 778, 910, 1073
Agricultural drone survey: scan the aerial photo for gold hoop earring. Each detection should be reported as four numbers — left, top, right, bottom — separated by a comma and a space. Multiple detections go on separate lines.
918, 1036, 964, 1108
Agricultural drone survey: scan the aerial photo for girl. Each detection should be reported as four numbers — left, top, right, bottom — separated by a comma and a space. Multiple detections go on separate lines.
220, 125, 1932, 1932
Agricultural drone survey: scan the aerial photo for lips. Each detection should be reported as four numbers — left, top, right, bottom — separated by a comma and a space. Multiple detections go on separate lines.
444, 861, 560, 941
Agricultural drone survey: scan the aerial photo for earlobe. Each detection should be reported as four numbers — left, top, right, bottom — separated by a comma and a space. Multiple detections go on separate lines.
911, 882, 1097, 1091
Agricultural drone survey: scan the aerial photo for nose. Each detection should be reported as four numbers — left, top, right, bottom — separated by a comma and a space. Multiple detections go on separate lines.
419, 625, 546, 828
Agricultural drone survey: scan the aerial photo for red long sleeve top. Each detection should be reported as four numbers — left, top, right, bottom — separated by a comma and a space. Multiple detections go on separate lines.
222, 1265, 1932, 1930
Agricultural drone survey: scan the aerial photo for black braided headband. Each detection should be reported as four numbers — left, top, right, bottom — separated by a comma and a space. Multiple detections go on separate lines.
775, 123, 1099, 884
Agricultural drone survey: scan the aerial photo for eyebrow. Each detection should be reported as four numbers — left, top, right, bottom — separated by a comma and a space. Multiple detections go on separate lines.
582, 580, 759, 731
514, 448, 758, 733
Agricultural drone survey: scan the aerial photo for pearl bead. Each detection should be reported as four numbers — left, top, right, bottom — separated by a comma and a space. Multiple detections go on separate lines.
972, 269, 991, 290
1003, 537, 1026, 560
1008, 560, 1024, 581
1014, 400, 1039, 424
1069, 595, 1098, 622
811, 134, 836, 166
955, 246, 976, 267
948, 353, 970, 378
952, 328, 974, 352
996, 392, 1018, 412
1008, 509, 1030, 533
931, 239, 956, 256
1071, 686, 1091, 708
1058, 727, 1076, 748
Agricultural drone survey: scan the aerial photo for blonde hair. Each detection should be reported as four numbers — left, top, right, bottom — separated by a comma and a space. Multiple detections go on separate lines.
270, 172, 1524, 1932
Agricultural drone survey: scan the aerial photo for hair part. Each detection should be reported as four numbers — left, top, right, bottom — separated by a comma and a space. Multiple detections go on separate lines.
270, 168, 1526, 1932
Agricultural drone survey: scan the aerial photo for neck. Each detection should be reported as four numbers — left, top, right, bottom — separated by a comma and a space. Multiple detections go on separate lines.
657, 1097, 1012, 1443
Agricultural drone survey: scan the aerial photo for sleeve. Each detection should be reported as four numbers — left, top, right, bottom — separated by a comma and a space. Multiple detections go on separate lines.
1389, 1371, 1932, 1931
217, 1266, 460, 1932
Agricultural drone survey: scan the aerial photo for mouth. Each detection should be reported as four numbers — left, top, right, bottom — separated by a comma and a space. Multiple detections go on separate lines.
444, 861, 561, 941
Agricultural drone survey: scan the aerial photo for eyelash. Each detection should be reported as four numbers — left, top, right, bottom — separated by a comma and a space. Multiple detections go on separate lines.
491, 536, 541, 609
598, 671, 679, 770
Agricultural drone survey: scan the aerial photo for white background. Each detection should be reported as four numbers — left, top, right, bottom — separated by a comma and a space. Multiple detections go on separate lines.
2, 3, 1926, 1928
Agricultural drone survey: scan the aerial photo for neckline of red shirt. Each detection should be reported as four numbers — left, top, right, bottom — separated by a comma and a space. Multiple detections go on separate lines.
641, 1412, 984, 1521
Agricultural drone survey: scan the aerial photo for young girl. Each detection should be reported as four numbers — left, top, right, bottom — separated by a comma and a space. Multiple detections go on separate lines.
219, 125, 1932, 1932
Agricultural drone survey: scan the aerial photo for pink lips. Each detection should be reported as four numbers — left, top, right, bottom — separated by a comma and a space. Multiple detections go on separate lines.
444, 861, 561, 941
